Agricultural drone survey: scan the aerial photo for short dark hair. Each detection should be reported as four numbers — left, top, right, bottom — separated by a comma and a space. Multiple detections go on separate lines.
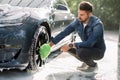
78, 1, 93, 12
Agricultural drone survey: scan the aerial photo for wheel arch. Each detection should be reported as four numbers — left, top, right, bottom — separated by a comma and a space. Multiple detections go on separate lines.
38, 20, 51, 41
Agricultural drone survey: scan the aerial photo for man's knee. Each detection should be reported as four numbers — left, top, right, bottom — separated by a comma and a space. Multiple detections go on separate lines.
76, 48, 90, 61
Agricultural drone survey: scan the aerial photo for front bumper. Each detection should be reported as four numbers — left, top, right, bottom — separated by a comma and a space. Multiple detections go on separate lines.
0, 59, 28, 70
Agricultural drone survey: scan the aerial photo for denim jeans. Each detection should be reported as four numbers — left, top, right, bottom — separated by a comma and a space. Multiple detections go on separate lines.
68, 48, 104, 67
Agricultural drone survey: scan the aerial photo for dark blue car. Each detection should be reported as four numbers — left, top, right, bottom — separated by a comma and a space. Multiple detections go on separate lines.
0, 0, 74, 71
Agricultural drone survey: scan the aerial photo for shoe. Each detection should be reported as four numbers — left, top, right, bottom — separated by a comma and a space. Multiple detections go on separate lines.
80, 63, 98, 72
77, 63, 88, 70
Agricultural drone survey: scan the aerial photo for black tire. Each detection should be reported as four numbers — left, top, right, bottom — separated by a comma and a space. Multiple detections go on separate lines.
26, 25, 50, 72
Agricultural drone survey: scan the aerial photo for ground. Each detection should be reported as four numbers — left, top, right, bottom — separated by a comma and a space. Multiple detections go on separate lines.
0, 31, 118, 80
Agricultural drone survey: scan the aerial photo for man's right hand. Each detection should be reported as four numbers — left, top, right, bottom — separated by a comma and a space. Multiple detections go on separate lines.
49, 42, 54, 47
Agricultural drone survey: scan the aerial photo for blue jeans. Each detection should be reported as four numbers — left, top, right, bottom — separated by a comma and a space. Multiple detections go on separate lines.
68, 48, 104, 67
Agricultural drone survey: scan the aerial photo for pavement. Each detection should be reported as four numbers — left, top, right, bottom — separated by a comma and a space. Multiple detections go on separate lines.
0, 31, 118, 80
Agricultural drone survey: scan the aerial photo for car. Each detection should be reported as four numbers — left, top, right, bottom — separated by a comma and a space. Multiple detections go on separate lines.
0, 0, 74, 71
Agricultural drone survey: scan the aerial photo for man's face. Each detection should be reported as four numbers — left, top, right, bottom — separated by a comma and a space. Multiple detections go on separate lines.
78, 10, 90, 23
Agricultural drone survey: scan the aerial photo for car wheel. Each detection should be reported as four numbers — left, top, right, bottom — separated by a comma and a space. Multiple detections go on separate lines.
26, 25, 50, 71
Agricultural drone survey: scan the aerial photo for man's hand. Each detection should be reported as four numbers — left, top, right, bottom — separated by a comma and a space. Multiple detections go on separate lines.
49, 42, 54, 47
60, 43, 76, 52
60, 44, 70, 52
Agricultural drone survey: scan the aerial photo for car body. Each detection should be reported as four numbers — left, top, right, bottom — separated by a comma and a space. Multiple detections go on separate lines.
0, 0, 74, 71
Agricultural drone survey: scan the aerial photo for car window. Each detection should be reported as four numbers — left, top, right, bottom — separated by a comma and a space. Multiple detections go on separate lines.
53, 0, 68, 11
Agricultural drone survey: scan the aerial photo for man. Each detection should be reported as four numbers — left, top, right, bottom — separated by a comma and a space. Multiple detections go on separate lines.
49, 1, 106, 72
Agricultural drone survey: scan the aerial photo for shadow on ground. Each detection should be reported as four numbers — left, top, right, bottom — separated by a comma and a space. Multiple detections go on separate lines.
46, 71, 97, 80
0, 69, 34, 80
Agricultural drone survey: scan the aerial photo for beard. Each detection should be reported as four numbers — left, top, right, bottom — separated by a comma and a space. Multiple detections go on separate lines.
79, 16, 89, 23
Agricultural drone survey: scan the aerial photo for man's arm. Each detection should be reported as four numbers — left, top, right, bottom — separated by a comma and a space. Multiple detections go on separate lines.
51, 19, 78, 44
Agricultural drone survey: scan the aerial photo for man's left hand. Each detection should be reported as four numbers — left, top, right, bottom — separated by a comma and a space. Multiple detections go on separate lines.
60, 44, 70, 52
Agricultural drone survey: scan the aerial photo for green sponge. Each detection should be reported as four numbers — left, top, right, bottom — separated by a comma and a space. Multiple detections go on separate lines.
39, 43, 51, 60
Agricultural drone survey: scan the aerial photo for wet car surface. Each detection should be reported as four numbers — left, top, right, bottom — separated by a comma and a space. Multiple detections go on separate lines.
0, 0, 74, 71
